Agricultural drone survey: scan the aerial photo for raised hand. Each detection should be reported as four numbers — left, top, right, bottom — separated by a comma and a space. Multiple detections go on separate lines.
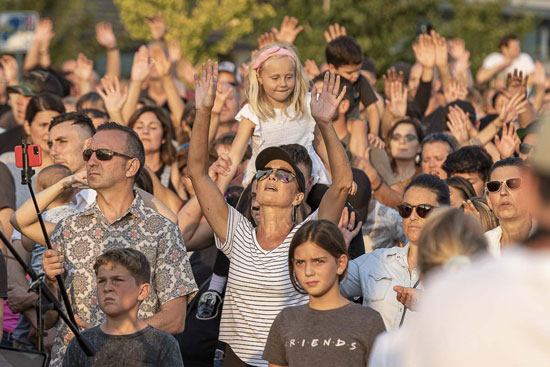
368, 134, 385, 150
95, 22, 117, 49
0, 55, 18, 84
167, 40, 182, 63
258, 32, 276, 49
494, 122, 520, 159
382, 67, 404, 98
338, 207, 362, 249
208, 153, 232, 183
61, 171, 88, 189
311, 71, 346, 124
431, 30, 448, 68
194, 60, 218, 111
533, 61, 546, 87
385, 79, 408, 118
34, 18, 55, 45
145, 12, 167, 41
304, 59, 321, 80
446, 105, 470, 146
177, 57, 198, 86
443, 79, 467, 104
131, 45, 152, 81
324, 23, 347, 43
498, 92, 528, 124
393, 286, 421, 311
462, 200, 480, 221
74, 53, 93, 82
212, 82, 233, 115
505, 69, 528, 98
412, 33, 435, 69
448, 38, 470, 73
150, 44, 171, 77
96, 75, 128, 115
272, 16, 303, 44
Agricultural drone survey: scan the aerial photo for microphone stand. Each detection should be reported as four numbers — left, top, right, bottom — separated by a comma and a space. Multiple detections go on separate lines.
11, 141, 95, 356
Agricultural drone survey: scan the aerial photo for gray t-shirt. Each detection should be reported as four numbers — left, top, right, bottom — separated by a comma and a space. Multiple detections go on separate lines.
263, 303, 385, 367
62, 325, 183, 367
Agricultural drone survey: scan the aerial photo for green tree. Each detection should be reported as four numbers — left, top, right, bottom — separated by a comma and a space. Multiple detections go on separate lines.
114, 0, 275, 63
1, 0, 96, 66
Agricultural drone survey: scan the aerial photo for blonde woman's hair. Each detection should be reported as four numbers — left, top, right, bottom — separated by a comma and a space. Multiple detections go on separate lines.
418, 207, 487, 274
247, 43, 309, 122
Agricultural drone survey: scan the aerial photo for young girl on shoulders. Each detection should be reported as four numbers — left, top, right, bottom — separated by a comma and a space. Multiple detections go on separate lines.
225, 43, 331, 187
263, 220, 386, 367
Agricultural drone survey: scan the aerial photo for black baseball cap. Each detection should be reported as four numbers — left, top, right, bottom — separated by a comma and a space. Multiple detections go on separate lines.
255, 146, 305, 193
7, 70, 64, 97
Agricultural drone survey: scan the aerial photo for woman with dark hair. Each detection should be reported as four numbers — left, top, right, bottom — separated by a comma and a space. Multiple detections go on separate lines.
128, 106, 179, 193
263, 220, 386, 367
445, 176, 476, 207
386, 119, 425, 191
421, 133, 457, 179
340, 174, 450, 330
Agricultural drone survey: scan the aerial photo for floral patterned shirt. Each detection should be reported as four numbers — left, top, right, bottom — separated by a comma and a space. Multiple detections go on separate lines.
48, 191, 197, 367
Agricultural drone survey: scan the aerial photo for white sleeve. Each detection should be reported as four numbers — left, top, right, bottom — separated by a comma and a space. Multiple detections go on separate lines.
481, 53, 504, 70
235, 103, 260, 126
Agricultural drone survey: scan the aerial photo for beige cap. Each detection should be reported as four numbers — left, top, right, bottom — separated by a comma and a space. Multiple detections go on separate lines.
532, 114, 550, 175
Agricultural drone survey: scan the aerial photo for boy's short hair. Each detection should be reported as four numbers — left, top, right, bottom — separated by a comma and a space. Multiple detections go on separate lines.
325, 36, 363, 69
94, 248, 151, 286
442, 146, 493, 182
49, 111, 96, 138
36, 164, 73, 203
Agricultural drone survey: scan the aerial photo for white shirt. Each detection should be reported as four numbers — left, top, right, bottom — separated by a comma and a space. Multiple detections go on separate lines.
485, 222, 537, 257
399, 247, 550, 367
481, 52, 535, 80
340, 243, 421, 330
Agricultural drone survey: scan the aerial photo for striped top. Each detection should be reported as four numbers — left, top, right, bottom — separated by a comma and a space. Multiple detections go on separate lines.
215, 205, 317, 366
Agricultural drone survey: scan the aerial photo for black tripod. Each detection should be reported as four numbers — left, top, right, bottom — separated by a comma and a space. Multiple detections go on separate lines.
4, 141, 95, 356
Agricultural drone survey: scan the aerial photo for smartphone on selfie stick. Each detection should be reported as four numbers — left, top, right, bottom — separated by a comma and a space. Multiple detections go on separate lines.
3, 141, 95, 356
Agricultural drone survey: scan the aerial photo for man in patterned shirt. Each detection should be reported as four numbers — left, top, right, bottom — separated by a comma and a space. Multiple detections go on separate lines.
42, 122, 197, 367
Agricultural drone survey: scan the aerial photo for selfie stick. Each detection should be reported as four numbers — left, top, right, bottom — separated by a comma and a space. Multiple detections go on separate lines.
17, 141, 92, 354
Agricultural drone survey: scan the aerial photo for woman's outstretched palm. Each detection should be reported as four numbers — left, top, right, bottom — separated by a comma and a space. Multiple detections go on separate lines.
194, 60, 218, 110
310, 71, 346, 125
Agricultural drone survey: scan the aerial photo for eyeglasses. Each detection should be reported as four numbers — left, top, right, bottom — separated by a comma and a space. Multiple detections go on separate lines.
83, 148, 134, 162
397, 203, 436, 219
392, 134, 418, 143
486, 178, 522, 193
519, 143, 534, 155
255, 168, 296, 183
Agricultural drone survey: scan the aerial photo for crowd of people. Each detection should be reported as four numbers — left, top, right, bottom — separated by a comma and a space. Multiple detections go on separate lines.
0, 13, 549, 367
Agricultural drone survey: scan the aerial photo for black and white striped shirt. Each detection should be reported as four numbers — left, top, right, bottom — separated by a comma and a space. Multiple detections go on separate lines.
215, 205, 317, 366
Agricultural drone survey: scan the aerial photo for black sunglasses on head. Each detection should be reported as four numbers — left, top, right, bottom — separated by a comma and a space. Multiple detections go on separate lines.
519, 143, 534, 155
397, 203, 436, 219
83, 148, 134, 162
255, 168, 296, 183
486, 178, 522, 193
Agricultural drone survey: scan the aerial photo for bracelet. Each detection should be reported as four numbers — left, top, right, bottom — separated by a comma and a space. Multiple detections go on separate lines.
372, 174, 383, 192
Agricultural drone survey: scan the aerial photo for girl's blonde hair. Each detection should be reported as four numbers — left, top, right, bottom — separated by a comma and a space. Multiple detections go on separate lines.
418, 207, 487, 274
247, 43, 309, 122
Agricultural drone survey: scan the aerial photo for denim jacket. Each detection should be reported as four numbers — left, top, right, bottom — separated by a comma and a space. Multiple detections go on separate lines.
340, 243, 421, 330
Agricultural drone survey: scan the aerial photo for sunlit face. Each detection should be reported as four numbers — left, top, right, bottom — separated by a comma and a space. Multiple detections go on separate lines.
256, 159, 303, 209
390, 123, 420, 161
486, 165, 525, 221
96, 262, 148, 318
132, 111, 164, 155
422, 141, 452, 178
334, 63, 361, 84
402, 186, 439, 245
502, 40, 521, 59
449, 186, 467, 207
48, 121, 89, 173
452, 172, 484, 197
292, 240, 347, 298
24, 110, 59, 154
86, 130, 135, 190
258, 56, 296, 108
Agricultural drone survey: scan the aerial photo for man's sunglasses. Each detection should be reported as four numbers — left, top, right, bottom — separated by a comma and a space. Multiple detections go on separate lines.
486, 178, 522, 193
519, 143, 534, 155
255, 168, 296, 183
83, 148, 134, 162
397, 203, 436, 219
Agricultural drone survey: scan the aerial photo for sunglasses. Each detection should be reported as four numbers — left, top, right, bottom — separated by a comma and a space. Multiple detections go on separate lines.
486, 178, 522, 193
255, 168, 296, 183
83, 148, 134, 162
397, 203, 436, 219
519, 143, 534, 155
392, 134, 418, 143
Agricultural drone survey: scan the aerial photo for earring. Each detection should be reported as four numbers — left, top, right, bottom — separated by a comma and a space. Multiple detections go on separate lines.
415, 153, 421, 165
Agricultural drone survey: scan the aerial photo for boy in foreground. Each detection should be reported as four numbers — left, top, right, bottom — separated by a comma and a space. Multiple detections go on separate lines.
63, 248, 184, 366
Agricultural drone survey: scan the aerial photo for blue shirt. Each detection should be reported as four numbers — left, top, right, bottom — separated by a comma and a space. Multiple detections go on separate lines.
339, 243, 421, 330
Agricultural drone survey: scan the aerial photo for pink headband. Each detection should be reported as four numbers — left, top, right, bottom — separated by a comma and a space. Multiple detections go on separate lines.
252, 47, 297, 70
